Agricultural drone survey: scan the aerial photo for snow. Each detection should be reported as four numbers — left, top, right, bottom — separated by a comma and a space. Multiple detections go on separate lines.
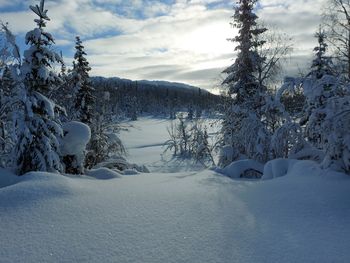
86, 167, 122, 180
119, 117, 206, 173
60, 121, 91, 156
1, 117, 350, 262
221, 159, 264, 178
262, 158, 298, 179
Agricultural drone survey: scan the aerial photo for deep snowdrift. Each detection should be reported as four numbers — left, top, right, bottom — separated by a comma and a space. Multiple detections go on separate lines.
1, 117, 349, 263
1, 162, 349, 263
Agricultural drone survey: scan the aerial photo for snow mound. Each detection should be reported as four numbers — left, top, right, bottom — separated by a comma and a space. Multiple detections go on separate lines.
222, 159, 264, 178
262, 159, 298, 179
0, 168, 20, 188
86, 168, 122, 180
289, 146, 325, 162
123, 169, 139, 175
95, 157, 150, 174
60, 121, 91, 156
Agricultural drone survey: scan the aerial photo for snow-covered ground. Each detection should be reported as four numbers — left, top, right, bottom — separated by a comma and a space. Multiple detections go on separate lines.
1, 117, 350, 262
120, 117, 209, 172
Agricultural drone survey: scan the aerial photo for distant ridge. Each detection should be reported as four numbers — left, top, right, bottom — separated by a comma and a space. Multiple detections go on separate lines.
91, 76, 211, 94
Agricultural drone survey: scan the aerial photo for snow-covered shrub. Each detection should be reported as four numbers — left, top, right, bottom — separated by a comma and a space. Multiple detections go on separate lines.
86, 120, 126, 169
217, 145, 238, 168
220, 107, 271, 165
164, 116, 215, 166
270, 122, 306, 159
60, 121, 90, 174
94, 156, 149, 174
190, 122, 215, 165
164, 121, 179, 155
320, 95, 350, 172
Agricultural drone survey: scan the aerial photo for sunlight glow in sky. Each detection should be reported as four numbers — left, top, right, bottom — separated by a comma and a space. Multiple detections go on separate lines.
0, 0, 326, 92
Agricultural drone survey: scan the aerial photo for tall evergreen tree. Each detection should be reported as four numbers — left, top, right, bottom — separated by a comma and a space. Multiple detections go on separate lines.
307, 28, 334, 80
220, 0, 269, 166
14, 0, 63, 175
0, 23, 22, 166
222, 0, 267, 105
72, 36, 94, 125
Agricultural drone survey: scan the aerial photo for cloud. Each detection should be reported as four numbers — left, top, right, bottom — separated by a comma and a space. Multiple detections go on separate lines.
0, 0, 330, 92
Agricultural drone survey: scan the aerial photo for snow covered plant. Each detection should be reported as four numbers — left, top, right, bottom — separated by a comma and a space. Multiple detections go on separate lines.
71, 36, 94, 125
85, 115, 126, 169
190, 121, 215, 166
303, 76, 350, 172
0, 23, 21, 166
164, 115, 214, 166
14, 0, 64, 175
301, 28, 350, 173
164, 114, 190, 157
60, 121, 91, 174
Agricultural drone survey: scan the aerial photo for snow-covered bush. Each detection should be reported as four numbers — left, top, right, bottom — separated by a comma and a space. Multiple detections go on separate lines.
190, 122, 215, 165
86, 120, 126, 169
60, 121, 90, 174
270, 122, 306, 159
93, 156, 149, 174
164, 116, 215, 166
320, 95, 350, 172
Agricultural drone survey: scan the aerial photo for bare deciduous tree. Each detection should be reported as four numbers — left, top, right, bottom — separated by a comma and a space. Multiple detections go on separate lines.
323, 0, 350, 78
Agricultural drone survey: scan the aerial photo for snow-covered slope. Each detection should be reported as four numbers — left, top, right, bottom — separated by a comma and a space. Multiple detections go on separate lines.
1, 117, 350, 263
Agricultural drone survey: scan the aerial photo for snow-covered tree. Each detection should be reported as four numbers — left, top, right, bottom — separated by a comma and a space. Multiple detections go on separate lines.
303, 29, 336, 147
14, 0, 64, 175
52, 51, 72, 120
72, 36, 94, 125
220, 0, 270, 166
308, 28, 334, 79
222, 0, 267, 103
281, 28, 350, 173
0, 22, 21, 163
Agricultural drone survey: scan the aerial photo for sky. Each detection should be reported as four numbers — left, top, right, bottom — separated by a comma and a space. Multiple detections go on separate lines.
0, 0, 327, 92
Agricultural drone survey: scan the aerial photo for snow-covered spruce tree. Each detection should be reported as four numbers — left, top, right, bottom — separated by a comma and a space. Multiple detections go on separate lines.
0, 23, 21, 165
72, 36, 94, 125
0, 66, 14, 153
303, 28, 335, 148
14, 0, 64, 175
283, 27, 350, 173
220, 0, 269, 167
51, 52, 72, 121
303, 28, 350, 172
